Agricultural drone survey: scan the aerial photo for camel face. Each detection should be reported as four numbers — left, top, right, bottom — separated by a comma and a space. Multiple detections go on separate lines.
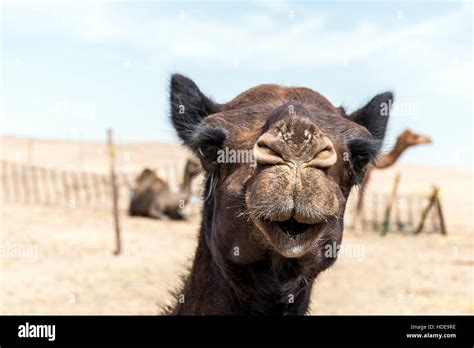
400, 129, 432, 147
171, 74, 392, 266
244, 102, 351, 258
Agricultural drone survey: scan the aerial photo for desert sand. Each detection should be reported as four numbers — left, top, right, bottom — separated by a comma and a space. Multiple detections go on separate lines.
0, 135, 472, 314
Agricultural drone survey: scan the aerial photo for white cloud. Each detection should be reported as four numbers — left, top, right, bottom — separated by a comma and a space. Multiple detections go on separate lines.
3, 1, 471, 103
4, 1, 471, 72
4, 1, 471, 115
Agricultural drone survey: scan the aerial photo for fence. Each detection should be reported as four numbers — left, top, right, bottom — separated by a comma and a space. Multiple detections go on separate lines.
0, 160, 184, 210
0, 160, 444, 233
345, 191, 445, 234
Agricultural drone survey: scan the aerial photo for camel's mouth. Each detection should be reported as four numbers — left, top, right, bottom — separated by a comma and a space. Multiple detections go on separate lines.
258, 216, 325, 240
275, 218, 313, 237
418, 136, 432, 145
254, 217, 326, 258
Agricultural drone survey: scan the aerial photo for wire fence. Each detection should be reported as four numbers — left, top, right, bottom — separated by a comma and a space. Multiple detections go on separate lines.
345, 191, 443, 234
0, 159, 443, 233
0, 160, 183, 210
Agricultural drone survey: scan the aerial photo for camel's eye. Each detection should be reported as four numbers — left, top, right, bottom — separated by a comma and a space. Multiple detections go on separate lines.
190, 125, 227, 170
198, 143, 220, 162
353, 152, 371, 173
351, 153, 371, 185
348, 137, 381, 184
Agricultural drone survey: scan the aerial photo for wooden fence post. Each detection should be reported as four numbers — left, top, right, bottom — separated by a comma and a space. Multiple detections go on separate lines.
108, 129, 121, 255
381, 173, 401, 236
395, 195, 402, 231
435, 189, 447, 235
414, 186, 438, 234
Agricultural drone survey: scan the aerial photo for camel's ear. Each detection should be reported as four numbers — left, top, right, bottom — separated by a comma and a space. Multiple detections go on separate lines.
170, 74, 221, 144
169, 74, 226, 169
348, 92, 393, 141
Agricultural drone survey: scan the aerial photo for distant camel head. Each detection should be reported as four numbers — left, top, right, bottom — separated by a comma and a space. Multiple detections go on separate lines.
134, 168, 168, 195
170, 74, 392, 270
181, 156, 201, 192
397, 129, 432, 148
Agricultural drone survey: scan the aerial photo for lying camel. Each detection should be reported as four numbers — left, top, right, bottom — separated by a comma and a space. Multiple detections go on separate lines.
128, 157, 201, 220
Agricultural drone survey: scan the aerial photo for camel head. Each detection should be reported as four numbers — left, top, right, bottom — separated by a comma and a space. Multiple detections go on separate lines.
397, 129, 432, 148
133, 168, 168, 192
181, 157, 202, 192
170, 74, 392, 272
135, 168, 157, 185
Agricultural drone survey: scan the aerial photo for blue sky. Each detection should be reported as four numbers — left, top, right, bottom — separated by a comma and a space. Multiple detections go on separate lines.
1, 0, 472, 169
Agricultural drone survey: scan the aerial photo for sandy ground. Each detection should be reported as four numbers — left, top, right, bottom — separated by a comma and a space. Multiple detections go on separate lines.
0, 135, 473, 314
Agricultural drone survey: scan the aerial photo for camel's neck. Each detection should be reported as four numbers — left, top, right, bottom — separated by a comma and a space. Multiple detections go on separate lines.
180, 168, 196, 197
180, 174, 192, 195
172, 200, 314, 315
375, 142, 409, 169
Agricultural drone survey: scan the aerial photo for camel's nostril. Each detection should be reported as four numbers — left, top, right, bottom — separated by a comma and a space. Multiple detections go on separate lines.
257, 143, 280, 157
254, 141, 285, 165
317, 145, 333, 158
254, 133, 337, 168
304, 136, 337, 169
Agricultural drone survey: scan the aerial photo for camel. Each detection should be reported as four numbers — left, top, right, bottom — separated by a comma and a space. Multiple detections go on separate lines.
166, 74, 392, 315
355, 129, 432, 221
128, 157, 201, 220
